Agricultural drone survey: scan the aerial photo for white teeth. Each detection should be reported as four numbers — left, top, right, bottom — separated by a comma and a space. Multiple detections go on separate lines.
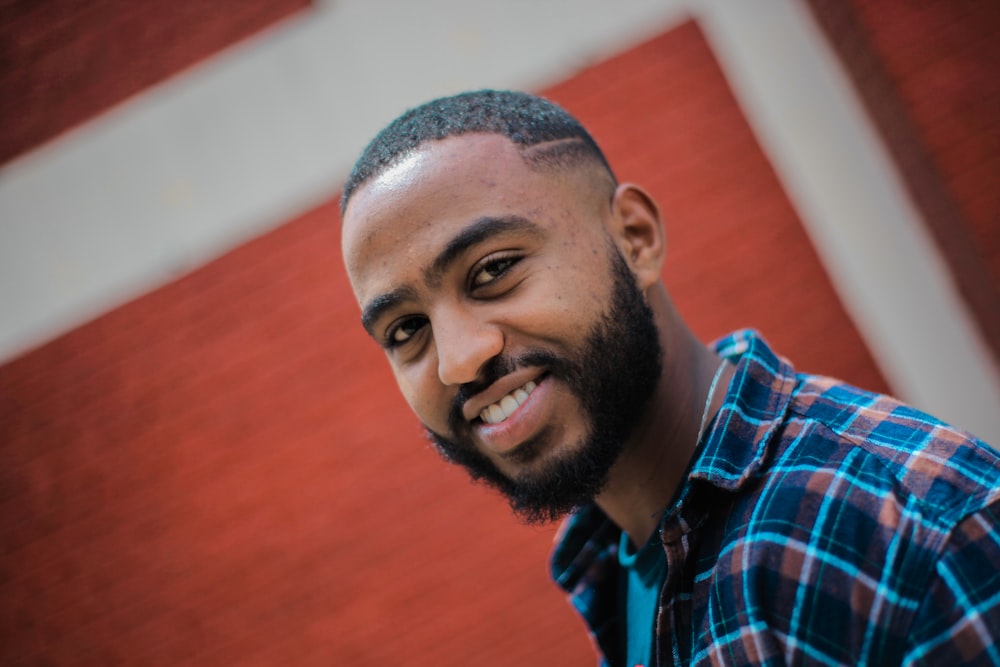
500, 396, 519, 414
479, 380, 539, 424
487, 404, 505, 423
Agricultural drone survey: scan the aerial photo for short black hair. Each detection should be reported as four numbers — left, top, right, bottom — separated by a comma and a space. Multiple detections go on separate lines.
340, 89, 615, 213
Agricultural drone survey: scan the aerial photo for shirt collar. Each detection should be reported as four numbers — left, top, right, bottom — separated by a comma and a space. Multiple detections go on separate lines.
689, 329, 798, 492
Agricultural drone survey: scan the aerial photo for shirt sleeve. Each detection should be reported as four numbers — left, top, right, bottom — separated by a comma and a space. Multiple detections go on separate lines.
903, 500, 1000, 666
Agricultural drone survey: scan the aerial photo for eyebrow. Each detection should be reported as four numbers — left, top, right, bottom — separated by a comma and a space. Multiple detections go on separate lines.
425, 215, 543, 286
359, 215, 544, 337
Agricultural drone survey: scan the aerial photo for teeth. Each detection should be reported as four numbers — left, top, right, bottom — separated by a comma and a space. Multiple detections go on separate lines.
479, 380, 538, 424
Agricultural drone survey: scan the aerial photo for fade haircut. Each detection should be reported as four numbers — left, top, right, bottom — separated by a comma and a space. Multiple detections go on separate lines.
340, 89, 616, 213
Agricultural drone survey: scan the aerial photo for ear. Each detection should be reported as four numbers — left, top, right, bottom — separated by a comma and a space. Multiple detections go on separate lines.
608, 183, 666, 290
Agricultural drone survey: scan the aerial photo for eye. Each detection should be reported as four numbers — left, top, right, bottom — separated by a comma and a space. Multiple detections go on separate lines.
471, 253, 521, 288
386, 316, 428, 348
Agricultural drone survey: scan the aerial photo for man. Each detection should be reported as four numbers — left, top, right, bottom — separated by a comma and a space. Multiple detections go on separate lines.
339, 90, 1000, 666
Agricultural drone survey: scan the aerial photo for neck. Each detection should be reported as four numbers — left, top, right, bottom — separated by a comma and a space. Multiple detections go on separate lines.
594, 292, 734, 547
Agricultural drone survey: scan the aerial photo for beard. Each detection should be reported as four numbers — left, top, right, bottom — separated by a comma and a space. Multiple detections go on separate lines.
425, 246, 663, 524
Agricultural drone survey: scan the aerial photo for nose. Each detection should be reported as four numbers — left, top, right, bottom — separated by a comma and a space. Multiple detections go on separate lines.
434, 307, 504, 386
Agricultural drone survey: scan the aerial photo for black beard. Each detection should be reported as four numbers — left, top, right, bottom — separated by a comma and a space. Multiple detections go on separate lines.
425, 247, 663, 524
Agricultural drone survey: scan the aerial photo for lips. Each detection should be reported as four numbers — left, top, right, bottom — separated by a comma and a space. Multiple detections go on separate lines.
478, 380, 538, 424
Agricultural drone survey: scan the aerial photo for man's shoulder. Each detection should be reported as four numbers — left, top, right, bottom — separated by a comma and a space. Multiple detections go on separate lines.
698, 376, 1000, 665
707, 329, 1000, 524
776, 373, 1000, 524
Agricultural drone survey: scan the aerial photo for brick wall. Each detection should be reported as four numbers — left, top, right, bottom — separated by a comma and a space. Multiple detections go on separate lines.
1, 18, 887, 666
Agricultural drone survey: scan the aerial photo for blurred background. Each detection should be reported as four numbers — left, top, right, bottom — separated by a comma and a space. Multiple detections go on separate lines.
1, 0, 998, 664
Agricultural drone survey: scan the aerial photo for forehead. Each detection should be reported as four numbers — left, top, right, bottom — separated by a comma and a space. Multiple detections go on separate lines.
343, 133, 535, 239
340, 134, 586, 299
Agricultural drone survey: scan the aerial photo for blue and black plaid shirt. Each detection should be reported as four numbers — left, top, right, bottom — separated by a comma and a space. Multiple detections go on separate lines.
551, 330, 1000, 666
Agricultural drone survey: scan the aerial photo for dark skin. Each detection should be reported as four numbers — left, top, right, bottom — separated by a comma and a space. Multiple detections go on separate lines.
341, 133, 734, 545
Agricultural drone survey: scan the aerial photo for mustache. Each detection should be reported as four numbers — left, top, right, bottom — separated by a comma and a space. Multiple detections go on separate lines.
447, 350, 563, 431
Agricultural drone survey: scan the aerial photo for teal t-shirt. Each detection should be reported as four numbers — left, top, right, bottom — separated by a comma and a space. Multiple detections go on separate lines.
618, 529, 667, 667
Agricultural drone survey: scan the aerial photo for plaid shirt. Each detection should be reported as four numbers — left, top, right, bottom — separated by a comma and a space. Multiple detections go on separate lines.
551, 330, 1000, 666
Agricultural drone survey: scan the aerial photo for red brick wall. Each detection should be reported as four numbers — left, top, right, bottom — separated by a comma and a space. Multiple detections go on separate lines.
0, 19, 886, 666
807, 0, 1000, 365
0, 0, 310, 165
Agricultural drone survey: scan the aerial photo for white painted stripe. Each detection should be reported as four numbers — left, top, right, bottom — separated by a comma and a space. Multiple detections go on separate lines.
691, 0, 1000, 444
0, 0, 685, 362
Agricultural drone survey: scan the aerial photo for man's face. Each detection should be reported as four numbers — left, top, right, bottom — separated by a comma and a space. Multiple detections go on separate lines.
341, 134, 661, 522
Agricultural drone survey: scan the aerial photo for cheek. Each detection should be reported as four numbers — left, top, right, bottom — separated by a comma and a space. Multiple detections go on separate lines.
544, 243, 613, 307
531, 270, 606, 331
393, 368, 416, 401
393, 366, 422, 412
392, 359, 449, 428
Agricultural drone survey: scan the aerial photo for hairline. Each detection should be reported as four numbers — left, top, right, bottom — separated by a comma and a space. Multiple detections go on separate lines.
341, 133, 616, 215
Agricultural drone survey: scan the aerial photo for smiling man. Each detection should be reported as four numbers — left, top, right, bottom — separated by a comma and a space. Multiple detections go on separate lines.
339, 90, 1000, 666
